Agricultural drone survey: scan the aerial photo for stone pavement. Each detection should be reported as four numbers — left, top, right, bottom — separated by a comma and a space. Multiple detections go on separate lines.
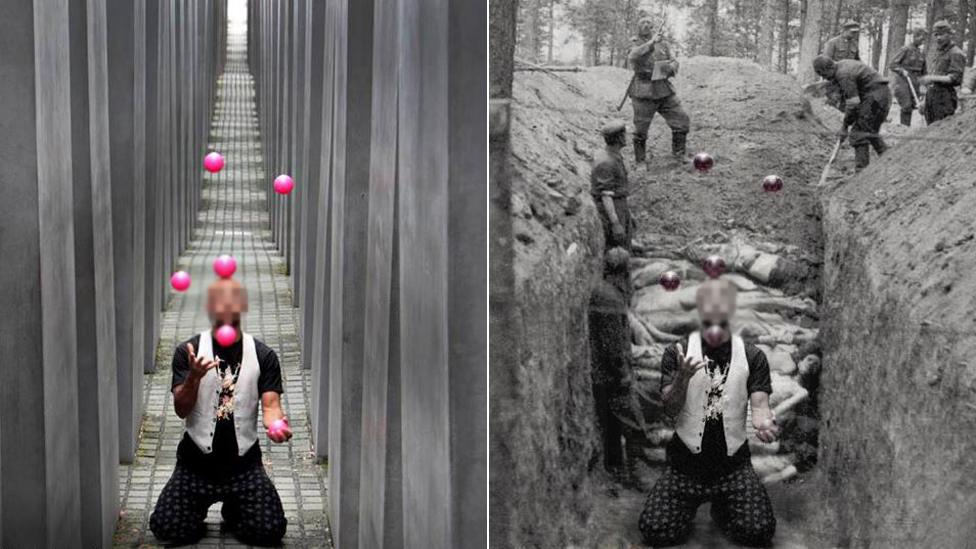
113, 27, 332, 549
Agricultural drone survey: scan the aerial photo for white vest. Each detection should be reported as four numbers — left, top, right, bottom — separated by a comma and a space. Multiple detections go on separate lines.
186, 330, 260, 455
675, 331, 749, 455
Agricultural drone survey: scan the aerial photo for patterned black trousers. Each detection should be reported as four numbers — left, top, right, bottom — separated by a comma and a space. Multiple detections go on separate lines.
639, 463, 775, 547
149, 461, 287, 546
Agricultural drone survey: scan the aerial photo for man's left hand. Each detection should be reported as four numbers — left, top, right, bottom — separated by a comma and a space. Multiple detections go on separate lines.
265, 415, 293, 443
752, 413, 779, 443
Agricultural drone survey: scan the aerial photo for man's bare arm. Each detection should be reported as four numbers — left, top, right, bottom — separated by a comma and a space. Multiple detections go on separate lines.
261, 391, 293, 442
663, 343, 704, 418
172, 342, 217, 418
750, 391, 779, 443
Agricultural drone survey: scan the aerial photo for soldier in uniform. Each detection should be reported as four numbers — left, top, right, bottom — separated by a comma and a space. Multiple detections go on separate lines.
591, 122, 633, 250
813, 56, 892, 171
627, 18, 690, 166
919, 20, 966, 124
888, 28, 927, 126
823, 20, 861, 61
590, 247, 649, 490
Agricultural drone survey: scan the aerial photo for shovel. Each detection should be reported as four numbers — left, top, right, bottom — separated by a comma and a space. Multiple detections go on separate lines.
817, 136, 843, 187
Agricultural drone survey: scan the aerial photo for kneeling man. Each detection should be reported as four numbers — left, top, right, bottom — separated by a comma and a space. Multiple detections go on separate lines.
150, 278, 292, 546
639, 279, 778, 547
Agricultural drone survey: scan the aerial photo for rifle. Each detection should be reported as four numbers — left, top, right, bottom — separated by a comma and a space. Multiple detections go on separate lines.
615, 21, 667, 112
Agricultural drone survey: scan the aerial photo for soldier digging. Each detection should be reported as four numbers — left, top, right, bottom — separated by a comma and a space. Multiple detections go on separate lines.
627, 18, 690, 167
591, 122, 633, 250
888, 28, 927, 127
813, 55, 891, 172
919, 20, 965, 124
823, 20, 861, 62
589, 247, 649, 491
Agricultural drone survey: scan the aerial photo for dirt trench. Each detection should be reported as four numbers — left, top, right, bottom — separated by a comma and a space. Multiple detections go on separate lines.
500, 55, 962, 548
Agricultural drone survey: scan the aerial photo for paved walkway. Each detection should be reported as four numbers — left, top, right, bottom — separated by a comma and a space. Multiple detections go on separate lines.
113, 27, 332, 549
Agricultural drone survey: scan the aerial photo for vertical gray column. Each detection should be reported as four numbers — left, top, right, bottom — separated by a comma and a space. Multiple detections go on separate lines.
69, 0, 121, 545
447, 0, 488, 543
143, 0, 162, 376
357, 0, 403, 544
289, 0, 308, 292
300, 0, 327, 368
326, 1, 375, 546
0, 1, 83, 546
107, 0, 143, 468
310, 1, 339, 448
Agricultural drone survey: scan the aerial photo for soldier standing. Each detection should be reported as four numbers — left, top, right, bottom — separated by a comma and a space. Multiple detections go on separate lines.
888, 28, 927, 127
591, 122, 633, 250
813, 56, 891, 172
823, 20, 861, 61
627, 18, 690, 166
589, 247, 648, 490
919, 20, 966, 124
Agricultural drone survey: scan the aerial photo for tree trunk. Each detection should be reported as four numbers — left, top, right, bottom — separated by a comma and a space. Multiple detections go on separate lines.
886, 0, 910, 70
957, 0, 969, 55
832, 0, 845, 36
705, 0, 720, 55
968, 0, 976, 64
799, 0, 808, 54
798, 0, 824, 83
871, 16, 883, 69
525, 0, 541, 62
758, 0, 778, 68
546, 0, 555, 64
489, 0, 517, 99
780, 0, 792, 72
926, 0, 946, 67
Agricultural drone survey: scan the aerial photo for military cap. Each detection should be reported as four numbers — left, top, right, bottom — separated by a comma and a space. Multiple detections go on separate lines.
600, 121, 627, 138
841, 20, 860, 29
932, 20, 952, 33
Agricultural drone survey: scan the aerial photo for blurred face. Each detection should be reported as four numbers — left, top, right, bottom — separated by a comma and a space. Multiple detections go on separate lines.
934, 29, 950, 47
912, 33, 927, 47
843, 28, 859, 40
696, 279, 737, 347
207, 279, 248, 331
638, 19, 654, 37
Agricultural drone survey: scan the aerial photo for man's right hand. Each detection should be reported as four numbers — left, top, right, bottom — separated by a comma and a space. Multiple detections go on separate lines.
674, 343, 705, 379
186, 342, 218, 380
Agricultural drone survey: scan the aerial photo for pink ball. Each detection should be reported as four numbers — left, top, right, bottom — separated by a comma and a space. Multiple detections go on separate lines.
214, 324, 237, 347
703, 325, 725, 347
693, 152, 714, 172
204, 152, 224, 173
269, 419, 288, 434
702, 255, 726, 279
213, 254, 237, 278
273, 174, 294, 195
762, 174, 784, 193
170, 270, 191, 292
659, 270, 681, 291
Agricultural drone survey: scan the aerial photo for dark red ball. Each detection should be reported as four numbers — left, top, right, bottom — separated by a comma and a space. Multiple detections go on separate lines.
702, 255, 726, 279
762, 174, 784, 192
693, 152, 714, 172
659, 270, 681, 291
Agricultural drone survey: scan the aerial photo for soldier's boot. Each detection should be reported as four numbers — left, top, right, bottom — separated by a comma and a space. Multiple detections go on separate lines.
872, 138, 888, 156
854, 145, 871, 172
670, 131, 688, 163
900, 111, 913, 126
633, 136, 647, 164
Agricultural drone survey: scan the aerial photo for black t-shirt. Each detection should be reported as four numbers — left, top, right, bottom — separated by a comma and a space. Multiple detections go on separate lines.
660, 338, 772, 478
171, 333, 284, 477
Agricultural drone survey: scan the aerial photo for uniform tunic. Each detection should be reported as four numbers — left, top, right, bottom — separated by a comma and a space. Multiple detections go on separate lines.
888, 43, 925, 112
831, 60, 892, 148
924, 40, 966, 123
591, 148, 632, 249
823, 35, 860, 62
627, 38, 690, 138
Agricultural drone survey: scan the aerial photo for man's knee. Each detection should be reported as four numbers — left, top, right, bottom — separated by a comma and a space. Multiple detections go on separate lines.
638, 505, 691, 547
149, 508, 204, 544
726, 514, 776, 547
236, 512, 287, 546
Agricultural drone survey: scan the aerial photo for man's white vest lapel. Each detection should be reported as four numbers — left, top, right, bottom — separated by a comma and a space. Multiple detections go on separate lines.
187, 330, 260, 455
675, 331, 750, 455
